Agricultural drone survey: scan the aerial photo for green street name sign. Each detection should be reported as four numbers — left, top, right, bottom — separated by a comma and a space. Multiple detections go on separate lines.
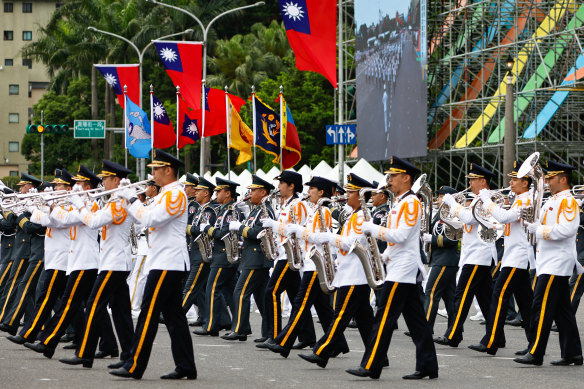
74, 120, 106, 139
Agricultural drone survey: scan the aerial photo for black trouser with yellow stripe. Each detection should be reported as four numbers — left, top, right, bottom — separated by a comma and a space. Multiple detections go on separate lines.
122, 270, 196, 379
312, 284, 374, 360
38, 269, 97, 350
2, 258, 43, 332
182, 262, 209, 318
231, 268, 269, 336
443, 264, 492, 343
0, 261, 14, 296
276, 270, 348, 351
204, 266, 236, 333
19, 269, 67, 342
480, 267, 533, 351
360, 281, 438, 376
527, 274, 582, 361
264, 260, 315, 342
0, 258, 29, 323
424, 265, 457, 330
76, 271, 134, 362
569, 269, 584, 312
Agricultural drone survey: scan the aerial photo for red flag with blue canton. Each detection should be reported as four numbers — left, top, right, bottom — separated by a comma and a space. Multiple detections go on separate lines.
154, 40, 203, 110
198, 87, 246, 137
151, 95, 177, 149
279, 0, 337, 87
178, 94, 199, 148
95, 64, 140, 109
281, 98, 302, 169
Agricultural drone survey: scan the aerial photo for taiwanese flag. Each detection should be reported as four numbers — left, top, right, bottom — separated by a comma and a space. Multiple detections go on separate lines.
150, 94, 176, 149
95, 64, 140, 109
281, 98, 302, 169
279, 0, 337, 87
154, 40, 203, 110
177, 94, 199, 148
199, 87, 247, 137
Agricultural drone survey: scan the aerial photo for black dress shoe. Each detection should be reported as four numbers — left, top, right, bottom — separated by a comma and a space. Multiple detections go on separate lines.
255, 338, 275, 349
109, 367, 140, 379
404, 331, 411, 337
59, 333, 76, 343
189, 320, 203, 327
433, 336, 459, 347
346, 366, 380, 379
403, 370, 438, 380
62, 343, 78, 350
221, 332, 247, 341
160, 369, 197, 380
108, 360, 125, 369
515, 347, 529, 356
292, 340, 316, 350
6, 335, 26, 345
266, 342, 291, 358
0, 323, 17, 335
550, 355, 584, 366
505, 318, 523, 327
298, 353, 328, 368
95, 349, 119, 359
220, 324, 232, 331
24, 342, 55, 358
193, 329, 218, 336
468, 343, 497, 355
254, 336, 268, 343
347, 318, 358, 328
59, 355, 93, 368
513, 353, 543, 366
330, 345, 350, 358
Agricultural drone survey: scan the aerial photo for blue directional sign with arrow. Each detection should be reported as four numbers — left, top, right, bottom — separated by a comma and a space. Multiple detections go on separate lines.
326, 124, 356, 145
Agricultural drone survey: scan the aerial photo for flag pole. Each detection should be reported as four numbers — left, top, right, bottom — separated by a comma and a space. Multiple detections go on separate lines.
150, 84, 154, 161
279, 85, 283, 172
201, 80, 206, 174
251, 85, 257, 173
123, 84, 128, 168
176, 86, 180, 158
225, 86, 231, 180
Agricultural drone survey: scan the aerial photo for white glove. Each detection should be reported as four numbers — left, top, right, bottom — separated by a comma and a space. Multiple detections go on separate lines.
44, 186, 53, 193
199, 222, 210, 232
229, 220, 242, 231
28, 187, 38, 194
117, 186, 137, 201
285, 224, 305, 238
525, 221, 540, 234
422, 233, 432, 243
442, 193, 456, 207
381, 250, 391, 263
309, 231, 335, 245
261, 218, 278, 229
478, 188, 491, 202
72, 184, 84, 193
25, 204, 37, 214
119, 178, 132, 187
69, 195, 85, 210
361, 221, 381, 236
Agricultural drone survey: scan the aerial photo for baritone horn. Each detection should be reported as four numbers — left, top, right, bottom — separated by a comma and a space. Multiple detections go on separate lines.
517, 152, 544, 246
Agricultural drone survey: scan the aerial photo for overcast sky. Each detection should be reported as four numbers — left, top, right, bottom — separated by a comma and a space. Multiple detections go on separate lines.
354, 0, 410, 27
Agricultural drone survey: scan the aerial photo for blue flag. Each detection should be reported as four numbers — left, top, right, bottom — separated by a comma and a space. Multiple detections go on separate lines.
125, 95, 152, 158
253, 95, 280, 162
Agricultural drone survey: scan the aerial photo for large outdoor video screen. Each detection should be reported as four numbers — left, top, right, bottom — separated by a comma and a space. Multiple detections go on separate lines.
355, 0, 427, 160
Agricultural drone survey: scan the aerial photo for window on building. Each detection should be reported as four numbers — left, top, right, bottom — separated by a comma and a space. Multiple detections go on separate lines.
22, 58, 32, 69
5, 59, 13, 66
4, 31, 13, 41
9, 85, 19, 95
22, 2, 32, 13
4, 3, 13, 12
9, 113, 19, 123
22, 31, 32, 41
8, 142, 19, 152
9, 171, 18, 177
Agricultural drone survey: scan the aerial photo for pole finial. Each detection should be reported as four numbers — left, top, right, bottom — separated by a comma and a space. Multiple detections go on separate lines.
279, 85, 283, 94
176, 85, 180, 93
224, 85, 228, 92
123, 84, 127, 93
150, 84, 153, 92
251, 85, 255, 93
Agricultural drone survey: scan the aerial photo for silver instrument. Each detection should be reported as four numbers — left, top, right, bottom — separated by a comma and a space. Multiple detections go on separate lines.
284, 196, 305, 271
223, 193, 251, 264
437, 186, 471, 241
257, 190, 280, 261
129, 224, 138, 255
517, 152, 544, 245
472, 188, 507, 244
309, 197, 336, 294
412, 174, 433, 252
193, 202, 216, 263
572, 185, 584, 199
349, 188, 386, 290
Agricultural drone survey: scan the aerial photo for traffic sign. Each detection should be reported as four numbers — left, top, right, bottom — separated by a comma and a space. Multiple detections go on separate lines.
74, 120, 106, 139
325, 124, 356, 145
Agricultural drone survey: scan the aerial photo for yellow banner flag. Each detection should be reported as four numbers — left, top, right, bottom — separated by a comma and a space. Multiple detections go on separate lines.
228, 98, 253, 165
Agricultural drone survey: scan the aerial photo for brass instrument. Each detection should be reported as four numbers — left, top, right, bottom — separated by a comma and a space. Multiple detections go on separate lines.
348, 188, 385, 290
223, 193, 251, 264
437, 186, 470, 241
330, 195, 348, 231
193, 202, 216, 263
257, 190, 280, 261
517, 152, 544, 245
284, 195, 306, 271
572, 185, 584, 199
129, 224, 138, 255
472, 188, 507, 244
309, 197, 336, 294
412, 174, 433, 253
87, 180, 149, 200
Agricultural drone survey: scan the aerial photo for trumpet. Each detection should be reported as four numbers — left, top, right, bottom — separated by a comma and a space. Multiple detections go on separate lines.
87, 180, 149, 200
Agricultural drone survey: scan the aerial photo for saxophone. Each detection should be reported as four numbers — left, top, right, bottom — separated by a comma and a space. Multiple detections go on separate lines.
309, 197, 336, 294
223, 193, 250, 264
193, 202, 215, 263
258, 191, 279, 261
348, 188, 386, 290
284, 195, 306, 271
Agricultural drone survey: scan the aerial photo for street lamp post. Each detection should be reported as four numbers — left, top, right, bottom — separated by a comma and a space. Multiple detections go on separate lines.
146, 0, 265, 176
88, 27, 193, 178
503, 55, 515, 186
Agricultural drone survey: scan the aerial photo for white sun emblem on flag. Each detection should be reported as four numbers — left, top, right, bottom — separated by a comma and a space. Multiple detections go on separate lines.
104, 73, 117, 86
153, 101, 166, 119
160, 47, 178, 62
186, 122, 198, 136
283, 2, 304, 21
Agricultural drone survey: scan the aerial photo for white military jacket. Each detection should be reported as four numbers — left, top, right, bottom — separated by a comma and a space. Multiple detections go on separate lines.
300, 204, 333, 272
79, 199, 133, 272
377, 191, 424, 284
534, 189, 580, 276
51, 202, 100, 275
485, 191, 532, 269
31, 206, 70, 271
331, 209, 368, 287
452, 196, 496, 267
274, 195, 308, 262
127, 180, 189, 272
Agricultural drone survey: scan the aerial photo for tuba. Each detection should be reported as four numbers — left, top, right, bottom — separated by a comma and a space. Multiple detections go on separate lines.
223, 193, 250, 264
193, 202, 215, 263
472, 188, 507, 244
517, 152, 544, 245
257, 191, 279, 261
437, 187, 470, 241
309, 197, 336, 294
348, 188, 386, 290
284, 195, 306, 271
412, 174, 432, 253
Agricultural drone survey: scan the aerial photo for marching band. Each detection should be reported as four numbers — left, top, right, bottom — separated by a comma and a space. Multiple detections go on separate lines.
1, 148, 584, 380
